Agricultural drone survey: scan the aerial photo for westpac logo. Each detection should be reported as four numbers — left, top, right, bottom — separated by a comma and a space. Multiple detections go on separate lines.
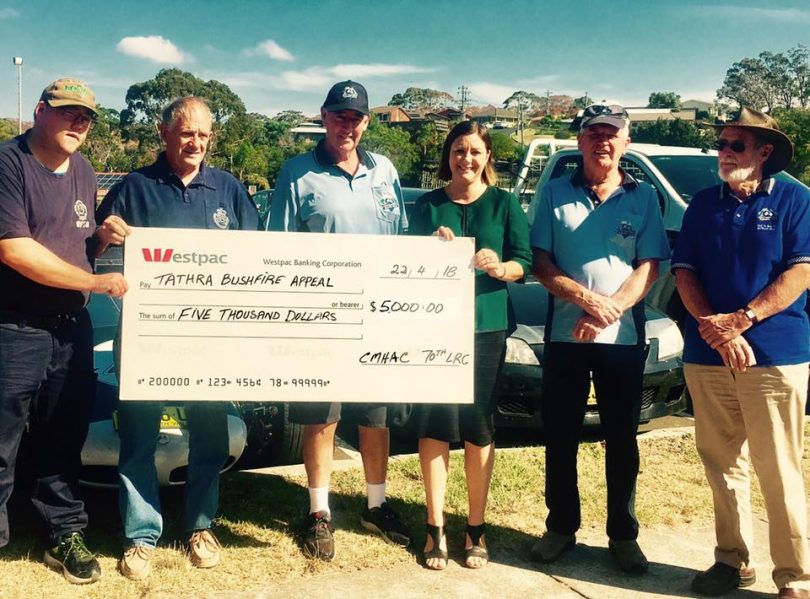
142, 248, 228, 266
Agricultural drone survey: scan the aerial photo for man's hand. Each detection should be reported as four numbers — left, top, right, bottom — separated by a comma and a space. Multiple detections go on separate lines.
432, 226, 454, 241
93, 273, 128, 298
95, 215, 131, 247
573, 314, 606, 341
716, 336, 757, 372
579, 290, 623, 326
697, 311, 751, 349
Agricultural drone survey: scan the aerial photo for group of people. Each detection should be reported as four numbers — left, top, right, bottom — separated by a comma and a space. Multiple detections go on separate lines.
0, 76, 807, 599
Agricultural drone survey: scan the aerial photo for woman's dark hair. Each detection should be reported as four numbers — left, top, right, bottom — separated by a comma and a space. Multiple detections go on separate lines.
437, 120, 496, 185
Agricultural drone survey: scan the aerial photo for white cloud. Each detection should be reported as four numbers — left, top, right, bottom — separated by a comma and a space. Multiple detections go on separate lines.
245, 39, 294, 62
0, 7, 19, 19
690, 5, 810, 22
116, 35, 191, 65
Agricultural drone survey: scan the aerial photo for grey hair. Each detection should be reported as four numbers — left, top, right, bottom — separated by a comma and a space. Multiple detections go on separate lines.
161, 96, 211, 129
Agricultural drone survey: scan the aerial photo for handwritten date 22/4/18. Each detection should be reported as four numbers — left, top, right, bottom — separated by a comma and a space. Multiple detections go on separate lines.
389, 264, 458, 279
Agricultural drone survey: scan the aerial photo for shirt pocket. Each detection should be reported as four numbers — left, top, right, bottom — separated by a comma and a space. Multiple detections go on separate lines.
607, 214, 642, 261
372, 184, 401, 223
204, 200, 234, 230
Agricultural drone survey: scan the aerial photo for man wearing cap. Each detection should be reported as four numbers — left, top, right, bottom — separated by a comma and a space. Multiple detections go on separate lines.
0, 78, 128, 584
672, 108, 810, 599
96, 96, 259, 580
268, 80, 411, 560
529, 104, 669, 573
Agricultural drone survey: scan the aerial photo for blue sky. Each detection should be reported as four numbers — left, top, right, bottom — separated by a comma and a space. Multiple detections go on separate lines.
1, 0, 809, 120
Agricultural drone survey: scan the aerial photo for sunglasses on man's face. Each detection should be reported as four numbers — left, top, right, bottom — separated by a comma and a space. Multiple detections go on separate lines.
714, 139, 747, 153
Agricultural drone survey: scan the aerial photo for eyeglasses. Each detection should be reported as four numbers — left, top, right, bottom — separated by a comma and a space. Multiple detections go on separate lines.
50, 105, 96, 127
714, 139, 747, 153
583, 104, 628, 119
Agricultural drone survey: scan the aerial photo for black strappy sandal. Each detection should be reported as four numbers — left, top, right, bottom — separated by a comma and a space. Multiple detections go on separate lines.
465, 523, 489, 569
423, 523, 448, 570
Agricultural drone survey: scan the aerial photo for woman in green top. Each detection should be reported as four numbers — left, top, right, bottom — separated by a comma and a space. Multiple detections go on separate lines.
409, 120, 531, 570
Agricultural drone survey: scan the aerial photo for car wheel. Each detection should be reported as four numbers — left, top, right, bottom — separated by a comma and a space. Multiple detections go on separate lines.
270, 403, 304, 465
236, 403, 304, 468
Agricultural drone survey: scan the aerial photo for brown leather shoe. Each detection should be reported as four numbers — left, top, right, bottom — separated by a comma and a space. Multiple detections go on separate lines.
778, 588, 810, 599
691, 562, 756, 596
187, 529, 221, 568
118, 544, 153, 580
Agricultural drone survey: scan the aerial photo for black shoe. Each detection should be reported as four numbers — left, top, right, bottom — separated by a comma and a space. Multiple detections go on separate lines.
360, 502, 412, 547
691, 562, 756, 596
301, 510, 335, 561
43, 532, 101, 584
609, 539, 649, 574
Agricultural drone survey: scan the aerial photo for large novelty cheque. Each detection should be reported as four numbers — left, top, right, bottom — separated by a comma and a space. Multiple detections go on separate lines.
119, 227, 475, 403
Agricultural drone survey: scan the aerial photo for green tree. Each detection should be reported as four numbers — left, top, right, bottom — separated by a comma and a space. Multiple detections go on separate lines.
84, 107, 132, 171
573, 95, 593, 109
773, 107, 810, 184
489, 131, 520, 162
273, 110, 307, 126
0, 118, 17, 142
503, 90, 542, 113
647, 92, 681, 109
120, 68, 246, 154
788, 45, 810, 108
631, 119, 710, 149
388, 87, 455, 110
362, 116, 419, 183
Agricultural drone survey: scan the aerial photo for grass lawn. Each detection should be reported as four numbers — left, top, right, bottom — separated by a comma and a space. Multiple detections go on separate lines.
1, 427, 807, 598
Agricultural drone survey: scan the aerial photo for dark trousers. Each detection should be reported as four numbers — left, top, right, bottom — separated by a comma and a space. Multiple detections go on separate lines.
541, 342, 644, 540
0, 310, 94, 547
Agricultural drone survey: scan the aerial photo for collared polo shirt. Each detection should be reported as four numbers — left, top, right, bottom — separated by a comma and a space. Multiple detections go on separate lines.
672, 179, 810, 366
97, 153, 259, 231
267, 140, 406, 234
531, 169, 670, 345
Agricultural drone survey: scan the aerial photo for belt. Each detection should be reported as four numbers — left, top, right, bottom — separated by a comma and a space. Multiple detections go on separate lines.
0, 310, 79, 330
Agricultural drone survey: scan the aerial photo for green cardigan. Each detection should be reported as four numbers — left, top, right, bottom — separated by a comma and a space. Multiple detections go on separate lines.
408, 186, 532, 332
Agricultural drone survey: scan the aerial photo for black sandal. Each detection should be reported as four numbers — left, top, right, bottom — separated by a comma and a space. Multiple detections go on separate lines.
423, 523, 448, 570
465, 523, 489, 569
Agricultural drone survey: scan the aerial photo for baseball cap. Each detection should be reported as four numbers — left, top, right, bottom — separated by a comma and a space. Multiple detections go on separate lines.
322, 80, 369, 115
39, 78, 97, 114
580, 103, 628, 131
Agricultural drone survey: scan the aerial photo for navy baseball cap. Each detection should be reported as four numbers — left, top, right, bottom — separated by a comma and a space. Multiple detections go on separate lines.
322, 80, 369, 115
580, 103, 629, 131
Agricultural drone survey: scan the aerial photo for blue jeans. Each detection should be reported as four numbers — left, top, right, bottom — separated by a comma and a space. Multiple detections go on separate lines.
117, 401, 229, 547
0, 311, 94, 547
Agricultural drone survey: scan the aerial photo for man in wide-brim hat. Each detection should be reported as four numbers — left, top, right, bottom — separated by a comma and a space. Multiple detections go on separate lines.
673, 107, 810, 599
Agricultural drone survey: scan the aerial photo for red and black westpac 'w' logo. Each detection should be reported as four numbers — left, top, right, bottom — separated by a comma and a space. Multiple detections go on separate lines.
142, 248, 174, 262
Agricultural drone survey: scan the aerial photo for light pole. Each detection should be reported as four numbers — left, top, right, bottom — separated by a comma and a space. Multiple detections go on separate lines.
12, 57, 22, 135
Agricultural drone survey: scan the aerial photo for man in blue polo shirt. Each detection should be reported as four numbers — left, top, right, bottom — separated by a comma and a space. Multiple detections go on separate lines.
529, 104, 669, 574
96, 96, 259, 581
673, 108, 810, 599
268, 80, 411, 561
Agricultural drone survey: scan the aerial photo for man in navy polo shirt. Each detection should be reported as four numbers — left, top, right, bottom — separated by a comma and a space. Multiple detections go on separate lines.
0, 78, 128, 584
673, 108, 810, 599
96, 96, 259, 581
529, 104, 669, 574
268, 80, 411, 561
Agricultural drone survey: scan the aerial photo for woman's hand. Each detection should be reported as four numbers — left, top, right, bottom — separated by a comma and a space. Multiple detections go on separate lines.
474, 248, 505, 279
432, 226, 455, 241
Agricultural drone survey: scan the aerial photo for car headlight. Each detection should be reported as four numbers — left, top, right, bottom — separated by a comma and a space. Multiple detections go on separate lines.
645, 318, 684, 361
504, 337, 540, 365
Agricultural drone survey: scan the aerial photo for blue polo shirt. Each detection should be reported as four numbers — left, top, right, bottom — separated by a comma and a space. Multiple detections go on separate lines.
267, 140, 406, 234
97, 153, 259, 231
672, 179, 810, 366
531, 169, 670, 345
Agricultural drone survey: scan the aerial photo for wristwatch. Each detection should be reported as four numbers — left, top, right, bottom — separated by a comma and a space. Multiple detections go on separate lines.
743, 306, 758, 325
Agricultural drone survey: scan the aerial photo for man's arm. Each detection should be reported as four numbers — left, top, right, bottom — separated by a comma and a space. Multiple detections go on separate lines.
533, 248, 622, 326
692, 263, 810, 348
611, 259, 659, 311
0, 237, 127, 297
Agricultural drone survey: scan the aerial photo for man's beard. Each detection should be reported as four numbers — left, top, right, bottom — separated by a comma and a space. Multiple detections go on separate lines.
719, 165, 756, 183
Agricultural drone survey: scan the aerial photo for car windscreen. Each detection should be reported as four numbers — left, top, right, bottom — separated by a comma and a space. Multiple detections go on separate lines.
648, 155, 721, 203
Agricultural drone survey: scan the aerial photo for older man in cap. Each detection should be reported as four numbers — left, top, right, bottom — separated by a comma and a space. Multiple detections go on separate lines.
0, 78, 128, 584
268, 80, 411, 561
673, 108, 810, 599
529, 104, 669, 573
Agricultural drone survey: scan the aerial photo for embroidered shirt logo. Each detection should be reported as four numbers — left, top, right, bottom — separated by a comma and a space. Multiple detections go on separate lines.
616, 220, 636, 239
756, 207, 777, 231
377, 194, 398, 216
212, 207, 230, 229
73, 200, 90, 229
342, 86, 358, 99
